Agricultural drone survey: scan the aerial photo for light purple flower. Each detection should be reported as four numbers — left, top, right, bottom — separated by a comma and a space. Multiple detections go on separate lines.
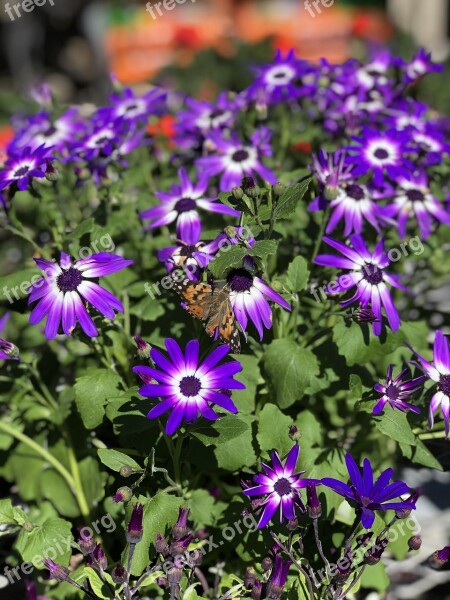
0, 145, 53, 191
28, 252, 133, 340
133, 338, 245, 435
373, 364, 425, 415
315, 235, 407, 335
409, 330, 450, 438
395, 48, 443, 83
140, 167, 239, 243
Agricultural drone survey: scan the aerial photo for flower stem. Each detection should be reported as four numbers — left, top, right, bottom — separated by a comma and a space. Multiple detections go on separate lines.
64, 427, 91, 520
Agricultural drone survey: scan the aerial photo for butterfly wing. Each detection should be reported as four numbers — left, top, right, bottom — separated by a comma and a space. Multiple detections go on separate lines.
171, 278, 214, 320
205, 290, 241, 354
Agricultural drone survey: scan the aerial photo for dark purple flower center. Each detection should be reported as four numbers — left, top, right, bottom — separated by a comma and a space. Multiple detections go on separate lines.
386, 384, 400, 402
406, 189, 425, 202
178, 245, 197, 257
96, 136, 111, 146
210, 109, 224, 119
346, 184, 365, 200
14, 166, 30, 178
232, 149, 250, 163
56, 267, 83, 293
360, 496, 372, 507
273, 70, 288, 79
175, 197, 196, 213
274, 478, 292, 496
438, 374, 450, 396
374, 148, 389, 160
125, 103, 139, 113
179, 375, 201, 397
43, 126, 57, 138
227, 268, 253, 292
362, 263, 383, 285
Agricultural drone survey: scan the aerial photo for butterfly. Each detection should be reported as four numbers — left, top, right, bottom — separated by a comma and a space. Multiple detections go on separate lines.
171, 278, 241, 354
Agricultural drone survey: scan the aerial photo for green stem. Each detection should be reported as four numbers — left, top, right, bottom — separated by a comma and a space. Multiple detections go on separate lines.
172, 433, 184, 486
65, 428, 91, 520
311, 207, 330, 264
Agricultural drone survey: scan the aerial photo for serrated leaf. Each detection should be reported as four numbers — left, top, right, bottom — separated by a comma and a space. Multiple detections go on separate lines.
208, 246, 246, 278
191, 417, 250, 447
273, 179, 311, 219
257, 404, 292, 456
74, 368, 122, 429
249, 240, 278, 259
286, 256, 309, 292
20, 518, 74, 569
0, 267, 41, 301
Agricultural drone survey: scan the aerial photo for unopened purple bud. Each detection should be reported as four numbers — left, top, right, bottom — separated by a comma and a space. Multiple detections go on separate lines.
111, 564, 128, 584
288, 424, 301, 441
167, 565, 183, 586
78, 528, 96, 555
0, 338, 18, 358
428, 546, 450, 570
262, 556, 273, 571
408, 535, 422, 551
172, 507, 190, 541
306, 484, 322, 519
396, 490, 420, 519
134, 335, 151, 358
157, 576, 169, 588
155, 534, 170, 556
45, 161, 59, 182
286, 518, 299, 531
195, 528, 209, 540
364, 536, 388, 565
170, 534, 194, 556
44, 559, 70, 582
353, 306, 379, 324
87, 544, 108, 570
126, 503, 144, 544
113, 486, 133, 503
244, 567, 256, 589
251, 579, 263, 600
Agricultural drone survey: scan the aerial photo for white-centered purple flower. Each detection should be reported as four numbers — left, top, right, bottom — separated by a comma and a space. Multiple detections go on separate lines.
98, 86, 167, 123
409, 330, 450, 438
28, 252, 133, 340
0, 313, 19, 361
242, 445, 315, 528
176, 91, 241, 139
225, 267, 291, 341
380, 171, 450, 239
322, 454, 415, 528
158, 234, 215, 281
346, 128, 414, 186
133, 338, 245, 435
315, 235, 407, 335
395, 48, 443, 84
140, 167, 239, 243
373, 364, 425, 415
0, 144, 53, 191
196, 127, 277, 192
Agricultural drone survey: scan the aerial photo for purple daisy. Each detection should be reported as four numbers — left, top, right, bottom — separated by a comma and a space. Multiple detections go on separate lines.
158, 234, 215, 281
99, 86, 167, 124
346, 128, 413, 186
0, 313, 19, 361
28, 252, 133, 340
133, 339, 245, 435
315, 235, 407, 335
0, 144, 53, 191
140, 167, 239, 243
225, 266, 291, 341
242, 445, 315, 528
175, 91, 240, 138
196, 127, 277, 192
412, 123, 450, 167
380, 171, 450, 239
409, 330, 450, 438
395, 48, 443, 84
373, 364, 425, 415
322, 454, 416, 528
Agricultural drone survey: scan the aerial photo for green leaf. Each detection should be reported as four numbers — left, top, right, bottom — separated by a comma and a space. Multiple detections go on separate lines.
399, 440, 443, 470
189, 490, 221, 526
183, 583, 202, 600
231, 354, 261, 414
191, 417, 250, 447
84, 567, 115, 599
374, 410, 416, 445
286, 256, 310, 292
20, 518, 74, 569
74, 368, 122, 429
0, 499, 27, 526
248, 240, 278, 259
360, 562, 390, 592
294, 410, 323, 470
41, 470, 80, 518
97, 449, 141, 473
257, 404, 292, 457
214, 415, 256, 471
139, 570, 165, 588
272, 179, 312, 219
0, 267, 41, 301
208, 246, 246, 278
130, 295, 165, 322
263, 340, 319, 408
67, 218, 95, 240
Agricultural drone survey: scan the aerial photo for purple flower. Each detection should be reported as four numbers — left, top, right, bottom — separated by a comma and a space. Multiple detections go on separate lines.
29, 82, 52, 107
225, 267, 291, 341
158, 234, 215, 281
373, 364, 425, 415
315, 235, 407, 335
380, 171, 450, 239
409, 330, 450, 438
322, 454, 415, 528
266, 555, 292, 599
133, 339, 244, 435
309, 149, 354, 207
412, 123, 450, 166
346, 128, 413, 186
242, 445, 315, 528
395, 48, 443, 83
175, 91, 240, 139
99, 86, 167, 123
140, 167, 239, 243
0, 313, 19, 361
196, 127, 277, 192
10, 110, 83, 155
43, 559, 70, 582
126, 503, 144, 544
28, 252, 133, 340
0, 144, 53, 191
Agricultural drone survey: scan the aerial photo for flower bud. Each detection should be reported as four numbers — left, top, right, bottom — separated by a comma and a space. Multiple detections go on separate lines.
45, 161, 59, 182
396, 490, 420, 519
324, 184, 340, 201
364, 536, 388, 565
113, 486, 133, 504
428, 546, 450, 570
353, 306, 378, 324
273, 182, 286, 197
0, 339, 19, 359
251, 579, 263, 600
232, 187, 244, 201
157, 576, 169, 588
262, 556, 273, 571
288, 425, 301, 441
306, 484, 322, 519
126, 503, 144, 544
78, 528, 96, 555
155, 533, 170, 556
244, 567, 256, 589
134, 335, 151, 359
408, 535, 422, 551
44, 559, 70, 582
287, 518, 299, 531
167, 558, 183, 586
111, 564, 128, 584
119, 465, 134, 478
172, 507, 190, 541
87, 544, 108, 570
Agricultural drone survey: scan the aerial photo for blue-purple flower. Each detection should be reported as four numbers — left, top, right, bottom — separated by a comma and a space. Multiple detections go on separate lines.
395, 48, 443, 84
409, 330, 450, 438
242, 445, 314, 528
140, 167, 239, 243
99, 86, 167, 124
0, 313, 19, 361
28, 252, 133, 340
322, 454, 416, 528
175, 91, 240, 139
315, 235, 407, 335
158, 235, 214, 281
266, 555, 292, 598
0, 144, 53, 191
9, 110, 82, 155
373, 365, 425, 415
196, 127, 277, 192
133, 339, 245, 435
225, 266, 291, 341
